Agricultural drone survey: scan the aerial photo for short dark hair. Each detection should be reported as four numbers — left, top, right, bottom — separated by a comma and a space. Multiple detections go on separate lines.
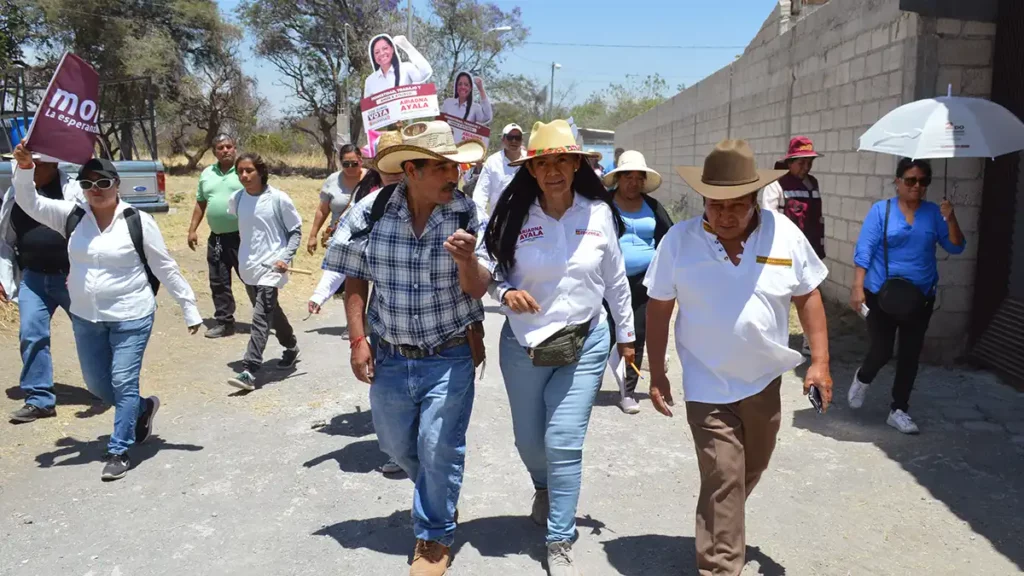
896, 157, 932, 180
235, 152, 269, 186
402, 159, 430, 172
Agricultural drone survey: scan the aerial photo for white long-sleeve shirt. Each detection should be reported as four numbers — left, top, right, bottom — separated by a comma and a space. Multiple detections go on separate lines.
472, 150, 522, 224
440, 97, 493, 125
362, 38, 433, 98
478, 194, 635, 348
13, 165, 202, 326
310, 270, 346, 307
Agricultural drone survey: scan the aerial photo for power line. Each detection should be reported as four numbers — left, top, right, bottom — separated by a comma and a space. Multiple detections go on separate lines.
524, 41, 745, 50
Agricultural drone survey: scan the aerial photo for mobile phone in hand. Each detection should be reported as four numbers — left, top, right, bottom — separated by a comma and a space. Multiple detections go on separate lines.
809, 385, 823, 414
859, 303, 870, 319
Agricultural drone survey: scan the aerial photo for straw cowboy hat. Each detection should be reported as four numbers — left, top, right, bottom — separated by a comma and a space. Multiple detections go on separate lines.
781, 135, 824, 160
602, 150, 662, 193
509, 119, 590, 167
369, 130, 403, 170
374, 120, 486, 174
676, 139, 786, 200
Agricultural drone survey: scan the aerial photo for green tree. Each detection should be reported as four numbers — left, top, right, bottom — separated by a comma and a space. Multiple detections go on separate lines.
601, 73, 669, 128
0, 0, 36, 67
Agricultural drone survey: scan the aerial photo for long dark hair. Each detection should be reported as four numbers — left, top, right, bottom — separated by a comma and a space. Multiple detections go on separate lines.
485, 155, 625, 275
352, 169, 383, 204
370, 35, 401, 88
453, 72, 473, 120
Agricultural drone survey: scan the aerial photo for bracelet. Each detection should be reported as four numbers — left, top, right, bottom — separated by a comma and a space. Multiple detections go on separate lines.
350, 335, 367, 349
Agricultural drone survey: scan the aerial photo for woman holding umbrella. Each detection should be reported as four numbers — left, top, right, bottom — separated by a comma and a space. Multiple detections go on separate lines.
848, 158, 965, 434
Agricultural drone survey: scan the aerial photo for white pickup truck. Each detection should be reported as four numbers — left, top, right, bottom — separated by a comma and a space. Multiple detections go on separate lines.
0, 159, 169, 212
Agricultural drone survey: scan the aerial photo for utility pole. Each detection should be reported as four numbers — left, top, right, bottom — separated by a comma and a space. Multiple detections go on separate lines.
407, 0, 413, 40
548, 62, 561, 120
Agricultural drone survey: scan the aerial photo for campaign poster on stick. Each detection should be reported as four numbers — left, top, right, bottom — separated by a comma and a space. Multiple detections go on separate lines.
364, 34, 434, 99
438, 113, 490, 150
24, 52, 100, 164
439, 71, 493, 126
360, 83, 440, 132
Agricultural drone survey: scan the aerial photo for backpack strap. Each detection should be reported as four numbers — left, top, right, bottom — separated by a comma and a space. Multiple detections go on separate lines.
350, 183, 398, 240
65, 205, 86, 238
124, 207, 161, 295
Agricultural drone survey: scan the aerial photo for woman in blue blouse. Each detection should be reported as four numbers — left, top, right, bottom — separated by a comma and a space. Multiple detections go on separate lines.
602, 151, 674, 414
848, 158, 965, 434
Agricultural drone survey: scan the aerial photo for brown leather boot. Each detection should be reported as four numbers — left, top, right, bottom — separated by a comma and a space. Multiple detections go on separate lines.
410, 539, 451, 576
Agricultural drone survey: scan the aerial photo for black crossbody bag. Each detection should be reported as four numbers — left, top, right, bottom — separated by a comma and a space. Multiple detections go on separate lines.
876, 199, 925, 320
527, 322, 590, 367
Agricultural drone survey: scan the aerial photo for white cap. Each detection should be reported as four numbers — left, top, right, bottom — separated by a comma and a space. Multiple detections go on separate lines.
502, 123, 523, 136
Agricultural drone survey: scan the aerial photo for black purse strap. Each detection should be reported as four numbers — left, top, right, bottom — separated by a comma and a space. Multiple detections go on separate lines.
883, 198, 891, 280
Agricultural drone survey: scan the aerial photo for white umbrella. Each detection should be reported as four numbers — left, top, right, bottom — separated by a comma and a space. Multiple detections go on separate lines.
858, 92, 1024, 160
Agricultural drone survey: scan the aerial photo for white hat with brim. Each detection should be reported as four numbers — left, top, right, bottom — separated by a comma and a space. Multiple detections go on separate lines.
509, 119, 592, 167
375, 121, 486, 175
602, 150, 662, 193
676, 139, 786, 201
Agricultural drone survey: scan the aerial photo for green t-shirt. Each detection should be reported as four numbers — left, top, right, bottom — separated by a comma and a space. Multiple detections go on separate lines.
197, 164, 242, 234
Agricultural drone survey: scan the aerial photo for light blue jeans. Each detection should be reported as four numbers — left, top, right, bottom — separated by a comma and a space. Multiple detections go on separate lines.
499, 319, 611, 544
18, 270, 72, 410
369, 339, 476, 547
70, 313, 154, 455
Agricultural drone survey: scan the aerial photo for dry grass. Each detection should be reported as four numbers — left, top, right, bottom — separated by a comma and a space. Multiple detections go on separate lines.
161, 151, 328, 172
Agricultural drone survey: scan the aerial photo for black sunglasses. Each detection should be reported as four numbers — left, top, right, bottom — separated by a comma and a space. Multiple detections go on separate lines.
79, 178, 116, 190
505, 134, 523, 142
341, 160, 360, 168
901, 176, 931, 188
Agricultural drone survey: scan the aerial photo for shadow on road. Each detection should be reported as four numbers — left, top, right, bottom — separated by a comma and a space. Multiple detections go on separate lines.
200, 318, 252, 334
225, 359, 304, 392
593, 389, 649, 408
602, 534, 784, 576
304, 325, 349, 338
792, 364, 1024, 571
34, 435, 204, 469
6, 383, 111, 419
303, 439, 399, 476
314, 405, 374, 437
314, 512, 612, 568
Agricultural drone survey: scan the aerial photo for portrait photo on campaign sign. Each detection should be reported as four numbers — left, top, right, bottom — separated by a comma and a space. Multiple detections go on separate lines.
439, 71, 493, 126
363, 33, 434, 99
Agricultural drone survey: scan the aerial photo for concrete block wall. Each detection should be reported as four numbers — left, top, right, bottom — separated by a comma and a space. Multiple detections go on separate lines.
614, 0, 996, 362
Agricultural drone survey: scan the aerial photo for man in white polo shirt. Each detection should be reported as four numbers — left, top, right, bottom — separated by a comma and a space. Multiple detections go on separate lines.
643, 140, 834, 576
472, 123, 523, 225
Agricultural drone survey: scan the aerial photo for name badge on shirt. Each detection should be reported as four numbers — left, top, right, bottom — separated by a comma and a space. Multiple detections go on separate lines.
518, 226, 544, 244
575, 228, 603, 238
756, 256, 793, 267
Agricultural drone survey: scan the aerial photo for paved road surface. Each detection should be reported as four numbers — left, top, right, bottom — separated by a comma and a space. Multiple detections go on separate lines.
1, 297, 1022, 575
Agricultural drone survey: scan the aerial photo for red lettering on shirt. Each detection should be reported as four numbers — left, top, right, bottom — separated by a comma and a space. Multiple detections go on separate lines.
575, 228, 603, 238
518, 226, 544, 243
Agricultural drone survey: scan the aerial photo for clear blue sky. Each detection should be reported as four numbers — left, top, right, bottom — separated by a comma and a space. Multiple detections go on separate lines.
220, 0, 779, 118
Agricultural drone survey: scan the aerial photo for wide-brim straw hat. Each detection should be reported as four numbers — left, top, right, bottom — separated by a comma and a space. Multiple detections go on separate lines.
509, 120, 592, 167
370, 130, 403, 170
676, 139, 786, 200
602, 150, 662, 193
375, 121, 486, 174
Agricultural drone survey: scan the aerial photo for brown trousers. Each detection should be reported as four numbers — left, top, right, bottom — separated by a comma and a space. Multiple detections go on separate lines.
685, 378, 783, 576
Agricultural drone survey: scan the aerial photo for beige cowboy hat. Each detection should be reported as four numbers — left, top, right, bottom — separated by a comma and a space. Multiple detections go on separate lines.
509, 119, 591, 167
375, 120, 486, 174
676, 139, 786, 200
602, 150, 662, 193
369, 130, 404, 171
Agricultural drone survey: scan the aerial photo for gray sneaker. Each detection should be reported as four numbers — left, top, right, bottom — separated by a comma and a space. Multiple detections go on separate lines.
619, 396, 641, 415
205, 323, 235, 339
101, 453, 130, 481
381, 458, 402, 475
546, 541, 580, 576
227, 371, 256, 391
531, 489, 549, 526
10, 404, 56, 423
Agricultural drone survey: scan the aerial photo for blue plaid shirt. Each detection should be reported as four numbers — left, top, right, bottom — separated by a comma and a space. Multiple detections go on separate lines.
322, 181, 485, 348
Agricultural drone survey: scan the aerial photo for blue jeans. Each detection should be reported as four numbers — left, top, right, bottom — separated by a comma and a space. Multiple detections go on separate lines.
70, 313, 154, 455
369, 339, 475, 548
18, 270, 72, 410
498, 319, 611, 544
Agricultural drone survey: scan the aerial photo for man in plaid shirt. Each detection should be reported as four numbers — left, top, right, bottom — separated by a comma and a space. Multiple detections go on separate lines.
323, 121, 490, 576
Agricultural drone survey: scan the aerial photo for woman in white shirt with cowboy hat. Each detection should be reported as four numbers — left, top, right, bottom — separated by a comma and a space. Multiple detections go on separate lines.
12, 143, 201, 482
439, 72, 493, 125
480, 119, 635, 576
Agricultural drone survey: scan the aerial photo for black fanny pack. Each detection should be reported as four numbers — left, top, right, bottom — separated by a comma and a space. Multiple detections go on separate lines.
877, 199, 926, 320
527, 322, 590, 367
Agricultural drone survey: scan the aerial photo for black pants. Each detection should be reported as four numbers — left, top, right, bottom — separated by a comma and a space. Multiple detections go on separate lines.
607, 272, 649, 397
243, 285, 297, 373
857, 290, 935, 412
208, 231, 241, 324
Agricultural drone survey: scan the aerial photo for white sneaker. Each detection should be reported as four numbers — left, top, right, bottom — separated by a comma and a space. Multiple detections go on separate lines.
887, 409, 920, 434
546, 541, 580, 576
619, 396, 641, 414
381, 458, 402, 475
847, 370, 869, 409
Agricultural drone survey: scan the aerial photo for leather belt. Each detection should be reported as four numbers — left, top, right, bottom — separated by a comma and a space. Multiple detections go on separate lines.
381, 335, 468, 360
